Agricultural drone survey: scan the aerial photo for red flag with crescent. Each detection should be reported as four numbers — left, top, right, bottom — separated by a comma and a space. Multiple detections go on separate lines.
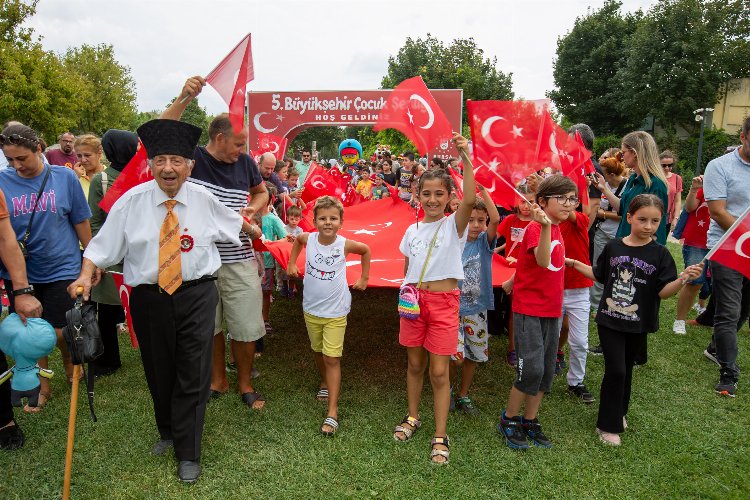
98, 140, 150, 213
110, 273, 138, 348
206, 33, 254, 133
253, 133, 287, 159
705, 206, 750, 279
374, 76, 453, 156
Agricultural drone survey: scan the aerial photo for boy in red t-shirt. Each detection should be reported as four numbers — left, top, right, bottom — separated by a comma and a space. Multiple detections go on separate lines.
557, 207, 595, 403
496, 188, 534, 367
498, 176, 577, 450
673, 175, 711, 334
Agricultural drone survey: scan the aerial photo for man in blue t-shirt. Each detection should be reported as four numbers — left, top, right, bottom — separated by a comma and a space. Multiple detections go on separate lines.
162, 78, 270, 410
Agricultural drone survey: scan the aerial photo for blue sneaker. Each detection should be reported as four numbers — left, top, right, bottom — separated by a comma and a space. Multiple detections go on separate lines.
523, 418, 552, 448
497, 411, 528, 450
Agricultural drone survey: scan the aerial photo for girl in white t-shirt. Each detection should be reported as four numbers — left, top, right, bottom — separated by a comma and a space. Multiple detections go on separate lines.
392, 134, 475, 465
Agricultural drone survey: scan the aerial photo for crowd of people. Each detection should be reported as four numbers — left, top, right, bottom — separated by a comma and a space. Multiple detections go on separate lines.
0, 73, 748, 479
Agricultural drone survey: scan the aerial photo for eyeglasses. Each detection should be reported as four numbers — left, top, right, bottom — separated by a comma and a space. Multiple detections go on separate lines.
661, 163, 673, 168
0, 133, 38, 148
546, 195, 580, 206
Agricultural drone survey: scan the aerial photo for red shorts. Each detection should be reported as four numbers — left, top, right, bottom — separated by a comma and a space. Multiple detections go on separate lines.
399, 289, 460, 356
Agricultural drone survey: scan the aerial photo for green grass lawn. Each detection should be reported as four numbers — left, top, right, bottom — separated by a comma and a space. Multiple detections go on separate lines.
2, 243, 749, 498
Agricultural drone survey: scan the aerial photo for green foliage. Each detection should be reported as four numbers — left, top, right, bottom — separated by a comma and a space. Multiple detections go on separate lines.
290, 126, 346, 161
549, 1, 642, 135
381, 34, 513, 124
593, 134, 622, 159
0, 0, 37, 45
550, 0, 750, 134
618, 0, 750, 133
62, 44, 137, 135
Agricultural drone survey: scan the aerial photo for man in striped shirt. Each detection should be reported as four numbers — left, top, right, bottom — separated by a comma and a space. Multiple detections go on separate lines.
163, 78, 269, 409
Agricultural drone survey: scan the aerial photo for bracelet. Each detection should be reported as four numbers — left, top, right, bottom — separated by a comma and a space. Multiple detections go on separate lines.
12, 286, 34, 296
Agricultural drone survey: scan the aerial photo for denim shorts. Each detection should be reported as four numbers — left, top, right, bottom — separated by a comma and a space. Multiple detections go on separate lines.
682, 245, 709, 285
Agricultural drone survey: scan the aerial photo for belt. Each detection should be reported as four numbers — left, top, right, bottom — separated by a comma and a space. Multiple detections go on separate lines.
137, 276, 217, 293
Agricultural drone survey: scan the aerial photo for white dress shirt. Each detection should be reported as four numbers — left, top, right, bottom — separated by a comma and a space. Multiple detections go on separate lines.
84, 180, 243, 286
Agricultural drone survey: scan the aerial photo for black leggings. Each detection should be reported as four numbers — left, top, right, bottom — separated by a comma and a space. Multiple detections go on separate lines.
91, 302, 125, 373
0, 350, 12, 426
596, 326, 647, 434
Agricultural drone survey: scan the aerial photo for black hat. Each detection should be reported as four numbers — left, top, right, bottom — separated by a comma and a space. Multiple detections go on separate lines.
136, 119, 201, 160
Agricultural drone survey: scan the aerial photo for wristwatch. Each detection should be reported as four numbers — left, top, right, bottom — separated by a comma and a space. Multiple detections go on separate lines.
12, 285, 34, 296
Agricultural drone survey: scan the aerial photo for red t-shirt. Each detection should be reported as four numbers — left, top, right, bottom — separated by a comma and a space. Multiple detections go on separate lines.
560, 212, 594, 289
682, 189, 710, 249
46, 149, 78, 169
512, 222, 565, 318
498, 215, 532, 262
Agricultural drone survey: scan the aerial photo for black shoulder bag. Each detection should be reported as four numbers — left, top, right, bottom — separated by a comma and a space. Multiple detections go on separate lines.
18, 166, 51, 259
62, 293, 104, 421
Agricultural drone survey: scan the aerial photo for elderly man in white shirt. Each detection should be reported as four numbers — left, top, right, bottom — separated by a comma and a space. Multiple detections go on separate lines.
69, 119, 260, 484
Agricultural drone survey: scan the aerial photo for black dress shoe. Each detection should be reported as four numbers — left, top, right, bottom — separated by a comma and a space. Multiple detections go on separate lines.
178, 460, 201, 483
150, 439, 173, 456
0, 421, 25, 450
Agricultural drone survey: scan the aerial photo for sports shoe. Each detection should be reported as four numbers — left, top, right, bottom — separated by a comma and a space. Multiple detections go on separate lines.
672, 320, 686, 335
596, 428, 621, 446
588, 344, 603, 356
455, 396, 480, 416
715, 377, 737, 398
225, 362, 237, 373
497, 411, 528, 450
523, 418, 552, 448
555, 351, 566, 375
692, 303, 706, 315
506, 350, 518, 368
703, 348, 720, 367
568, 384, 595, 404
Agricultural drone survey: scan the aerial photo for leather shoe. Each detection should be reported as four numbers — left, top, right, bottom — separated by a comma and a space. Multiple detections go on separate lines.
150, 439, 173, 456
0, 421, 25, 450
178, 460, 201, 483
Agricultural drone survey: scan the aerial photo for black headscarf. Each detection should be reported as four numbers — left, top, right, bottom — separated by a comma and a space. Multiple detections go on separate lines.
101, 129, 138, 172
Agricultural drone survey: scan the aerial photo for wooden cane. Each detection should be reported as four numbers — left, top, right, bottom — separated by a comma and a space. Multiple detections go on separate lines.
63, 286, 84, 500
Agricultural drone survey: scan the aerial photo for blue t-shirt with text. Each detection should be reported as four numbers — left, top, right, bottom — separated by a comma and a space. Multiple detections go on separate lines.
0, 165, 91, 282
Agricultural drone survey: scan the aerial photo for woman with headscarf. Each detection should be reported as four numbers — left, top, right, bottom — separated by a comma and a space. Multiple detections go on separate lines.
86, 129, 138, 377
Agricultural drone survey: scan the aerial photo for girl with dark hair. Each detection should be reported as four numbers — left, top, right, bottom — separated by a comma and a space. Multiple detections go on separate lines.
567, 194, 703, 446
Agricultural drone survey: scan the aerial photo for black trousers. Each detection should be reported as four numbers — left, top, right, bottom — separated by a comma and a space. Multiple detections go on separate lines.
0, 349, 12, 427
596, 326, 647, 434
91, 302, 125, 373
130, 281, 218, 462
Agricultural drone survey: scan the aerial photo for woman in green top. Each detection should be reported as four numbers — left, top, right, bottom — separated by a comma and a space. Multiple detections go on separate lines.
87, 129, 138, 377
594, 131, 669, 244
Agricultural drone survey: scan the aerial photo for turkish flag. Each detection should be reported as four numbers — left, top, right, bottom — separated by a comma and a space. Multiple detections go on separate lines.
449, 169, 465, 199
206, 33, 254, 133
110, 273, 138, 348
98, 140, 150, 213
256, 195, 515, 287
537, 108, 589, 176
574, 131, 595, 174
301, 163, 348, 203
374, 76, 453, 156
706, 206, 750, 279
253, 133, 287, 159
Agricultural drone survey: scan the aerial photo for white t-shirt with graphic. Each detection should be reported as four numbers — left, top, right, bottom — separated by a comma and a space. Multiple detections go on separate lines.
303, 233, 351, 318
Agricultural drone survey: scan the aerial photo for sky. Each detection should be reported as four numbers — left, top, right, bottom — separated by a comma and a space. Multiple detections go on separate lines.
26, 0, 656, 115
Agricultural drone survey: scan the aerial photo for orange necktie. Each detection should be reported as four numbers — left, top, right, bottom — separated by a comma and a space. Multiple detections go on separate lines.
158, 200, 182, 294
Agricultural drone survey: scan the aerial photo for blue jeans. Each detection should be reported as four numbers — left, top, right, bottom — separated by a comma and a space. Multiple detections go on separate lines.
709, 262, 750, 381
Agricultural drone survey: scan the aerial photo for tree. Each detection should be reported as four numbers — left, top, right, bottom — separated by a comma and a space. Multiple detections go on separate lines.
63, 44, 137, 135
0, 0, 38, 46
381, 34, 514, 124
289, 126, 346, 161
548, 1, 642, 135
616, 0, 750, 132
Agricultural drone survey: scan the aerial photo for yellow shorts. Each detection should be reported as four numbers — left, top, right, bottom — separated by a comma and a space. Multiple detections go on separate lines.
303, 312, 347, 358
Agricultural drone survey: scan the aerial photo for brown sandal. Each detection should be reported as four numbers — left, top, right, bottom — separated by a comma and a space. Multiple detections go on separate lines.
393, 415, 421, 442
430, 436, 450, 464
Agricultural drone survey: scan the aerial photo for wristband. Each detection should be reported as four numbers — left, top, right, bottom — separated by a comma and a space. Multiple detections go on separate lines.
12, 286, 34, 296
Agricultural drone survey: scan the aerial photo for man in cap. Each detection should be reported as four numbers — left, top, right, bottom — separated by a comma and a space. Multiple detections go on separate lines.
68, 119, 261, 483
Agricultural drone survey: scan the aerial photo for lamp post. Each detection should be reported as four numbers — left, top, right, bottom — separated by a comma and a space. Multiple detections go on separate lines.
693, 108, 714, 175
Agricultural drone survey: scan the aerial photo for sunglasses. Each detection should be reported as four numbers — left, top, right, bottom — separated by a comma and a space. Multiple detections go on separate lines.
0, 133, 38, 148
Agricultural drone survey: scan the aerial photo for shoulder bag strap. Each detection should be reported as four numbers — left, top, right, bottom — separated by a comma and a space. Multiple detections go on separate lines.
100, 171, 109, 195
22, 165, 51, 246
416, 218, 447, 288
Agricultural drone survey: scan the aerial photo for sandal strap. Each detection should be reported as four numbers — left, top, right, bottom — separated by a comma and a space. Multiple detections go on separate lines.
323, 416, 339, 429
394, 425, 414, 438
401, 415, 421, 428
431, 448, 450, 459
431, 436, 450, 448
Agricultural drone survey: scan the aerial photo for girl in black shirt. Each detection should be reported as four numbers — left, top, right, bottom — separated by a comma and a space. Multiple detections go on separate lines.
566, 194, 703, 446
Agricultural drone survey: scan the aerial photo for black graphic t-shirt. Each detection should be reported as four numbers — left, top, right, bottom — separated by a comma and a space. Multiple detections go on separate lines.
594, 239, 677, 333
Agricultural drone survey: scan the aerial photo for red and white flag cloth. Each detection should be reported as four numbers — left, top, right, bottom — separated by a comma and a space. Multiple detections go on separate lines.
98, 140, 150, 213
110, 273, 138, 348
255, 196, 516, 287
705, 206, 750, 279
253, 133, 287, 160
206, 33, 254, 133
374, 76, 453, 156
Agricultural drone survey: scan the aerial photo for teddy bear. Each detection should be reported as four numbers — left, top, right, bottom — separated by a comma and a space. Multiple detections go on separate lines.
0, 313, 56, 408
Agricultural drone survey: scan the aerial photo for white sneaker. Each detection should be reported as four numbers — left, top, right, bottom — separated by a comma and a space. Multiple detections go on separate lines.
672, 320, 686, 335
692, 303, 706, 315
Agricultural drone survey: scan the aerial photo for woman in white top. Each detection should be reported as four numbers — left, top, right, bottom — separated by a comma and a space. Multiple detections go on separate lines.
392, 134, 475, 465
